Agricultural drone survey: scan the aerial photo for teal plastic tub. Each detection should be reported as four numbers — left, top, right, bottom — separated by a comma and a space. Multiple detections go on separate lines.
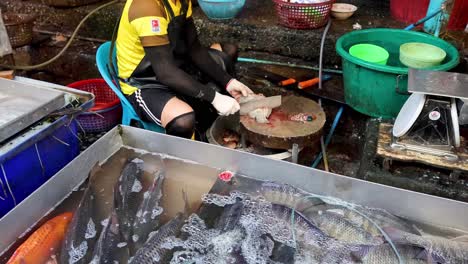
336, 28, 459, 118
198, 0, 246, 20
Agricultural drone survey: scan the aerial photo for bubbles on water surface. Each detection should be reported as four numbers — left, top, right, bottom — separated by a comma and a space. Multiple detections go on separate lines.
68, 241, 88, 264
85, 219, 96, 239
131, 179, 142, 193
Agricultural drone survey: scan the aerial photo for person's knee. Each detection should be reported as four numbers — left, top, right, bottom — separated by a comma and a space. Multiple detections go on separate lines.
220, 43, 239, 62
165, 112, 195, 139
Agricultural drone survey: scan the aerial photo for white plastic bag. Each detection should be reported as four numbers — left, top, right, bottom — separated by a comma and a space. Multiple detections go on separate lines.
0, 10, 13, 57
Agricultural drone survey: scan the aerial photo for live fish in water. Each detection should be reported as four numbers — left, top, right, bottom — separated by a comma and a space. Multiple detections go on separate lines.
114, 158, 144, 252
7, 213, 73, 264
343, 207, 420, 236
258, 182, 328, 215
358, 245, 429, 264
312, 210, 383, 245
90, 211, 128, 264
384, 227, 468, 264
130, 192, 189, 264
132, 171, 165, 250
60, 183, 101, 264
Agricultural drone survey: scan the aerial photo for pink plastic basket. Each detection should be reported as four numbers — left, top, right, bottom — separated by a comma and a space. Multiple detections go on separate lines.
67, 79, 122, 133
272, 0, 334, 29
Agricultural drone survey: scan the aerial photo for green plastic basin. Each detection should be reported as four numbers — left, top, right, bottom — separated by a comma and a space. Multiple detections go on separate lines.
349, 44, 389, 65
336, 28, 459, 118
400, 42, 447, 69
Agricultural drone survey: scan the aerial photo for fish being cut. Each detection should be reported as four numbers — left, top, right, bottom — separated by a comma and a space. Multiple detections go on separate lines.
7, 212, 73, 264
60, 183, 100, 264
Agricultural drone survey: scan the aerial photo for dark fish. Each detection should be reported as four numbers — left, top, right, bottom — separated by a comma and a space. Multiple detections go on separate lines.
312, 211, 384, 245
215, 199, 244, 232
90, 212, 128, 264
384, 227, 468, 264
60, 184, 101, 264
130, 191, 189, 264
130, 213, 186, 264
132, 172, 165, 250
114, 159, 144, 251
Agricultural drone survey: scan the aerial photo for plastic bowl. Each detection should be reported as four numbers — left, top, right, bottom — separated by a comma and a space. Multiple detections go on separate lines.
400, 42, 447, 69
198, 0, 246, 20
331, 3, 357, 20
349, 43, 390, 65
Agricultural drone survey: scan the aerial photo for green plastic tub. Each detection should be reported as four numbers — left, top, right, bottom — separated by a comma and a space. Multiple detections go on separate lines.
336, 28, 459, 118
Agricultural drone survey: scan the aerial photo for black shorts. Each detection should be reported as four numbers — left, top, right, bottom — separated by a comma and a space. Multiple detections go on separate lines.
126, 49, 232, 128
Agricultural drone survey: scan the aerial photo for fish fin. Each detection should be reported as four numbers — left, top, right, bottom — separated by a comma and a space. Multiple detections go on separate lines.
412, 224, 426, 236
451, 234, 468, 243
88, 162, 102, 183
382, 226, 409, 244
182, 189, 190, 217
416, 248, 445, 264
350, 245, 373, 261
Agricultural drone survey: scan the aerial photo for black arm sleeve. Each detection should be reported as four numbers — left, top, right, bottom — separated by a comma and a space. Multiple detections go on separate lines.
185, 19, 233, 88
144, 45, 216, 102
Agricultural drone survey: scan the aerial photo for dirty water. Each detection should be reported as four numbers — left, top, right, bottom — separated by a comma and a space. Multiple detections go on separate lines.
2, 146, 468, 263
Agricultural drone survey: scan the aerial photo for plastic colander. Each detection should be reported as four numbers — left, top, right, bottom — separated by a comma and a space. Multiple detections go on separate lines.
349, 43, 390, 65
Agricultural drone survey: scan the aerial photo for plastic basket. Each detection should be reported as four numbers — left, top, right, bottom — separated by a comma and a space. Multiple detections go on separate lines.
67, 79, 122, 133
3, 13, 36, 48
272, 0, 334, 29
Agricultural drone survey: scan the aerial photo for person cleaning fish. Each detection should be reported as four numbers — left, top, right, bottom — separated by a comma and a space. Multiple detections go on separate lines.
116, 0, 277, 140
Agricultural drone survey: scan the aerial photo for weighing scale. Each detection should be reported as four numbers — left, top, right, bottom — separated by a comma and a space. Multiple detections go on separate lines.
391, 69, 467, 161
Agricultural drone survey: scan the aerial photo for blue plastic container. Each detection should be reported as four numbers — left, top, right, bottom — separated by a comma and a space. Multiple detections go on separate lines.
0, 116, 80, 218
198, 0, 246, 20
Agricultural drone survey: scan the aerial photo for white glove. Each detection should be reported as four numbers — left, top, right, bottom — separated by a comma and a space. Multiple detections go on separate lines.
211, 92, 240, 116
226, 79, 254, 99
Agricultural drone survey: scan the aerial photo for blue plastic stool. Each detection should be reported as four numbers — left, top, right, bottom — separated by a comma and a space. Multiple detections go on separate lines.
96, 42, 165, 133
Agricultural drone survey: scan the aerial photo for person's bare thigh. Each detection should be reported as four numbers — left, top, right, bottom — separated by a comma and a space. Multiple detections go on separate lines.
160, 97, 194, 127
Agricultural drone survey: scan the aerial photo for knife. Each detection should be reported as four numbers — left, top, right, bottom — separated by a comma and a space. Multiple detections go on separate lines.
239, 95, 282, 115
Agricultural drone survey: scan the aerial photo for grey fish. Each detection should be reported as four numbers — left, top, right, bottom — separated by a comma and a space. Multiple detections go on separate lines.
132, 172, 165, 250
130, 213, 186, 263
312, 211, 383, 246
270, 204, 369, 264
215, 199, 245, 232
359, 245, 429, 264
60, 183, 101, 264
130, 191, 189, 263
385, 227, 468, 264
90, 212, 128, 264
114, 159, 144, 251
259, 182, 328, 215
322, 207, 420, 237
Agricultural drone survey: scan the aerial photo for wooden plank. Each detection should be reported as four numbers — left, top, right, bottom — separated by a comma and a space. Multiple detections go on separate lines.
377, 123, 468, 172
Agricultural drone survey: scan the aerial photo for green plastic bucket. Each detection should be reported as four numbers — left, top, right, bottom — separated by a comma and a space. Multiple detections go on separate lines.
336, 28, 459, 118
